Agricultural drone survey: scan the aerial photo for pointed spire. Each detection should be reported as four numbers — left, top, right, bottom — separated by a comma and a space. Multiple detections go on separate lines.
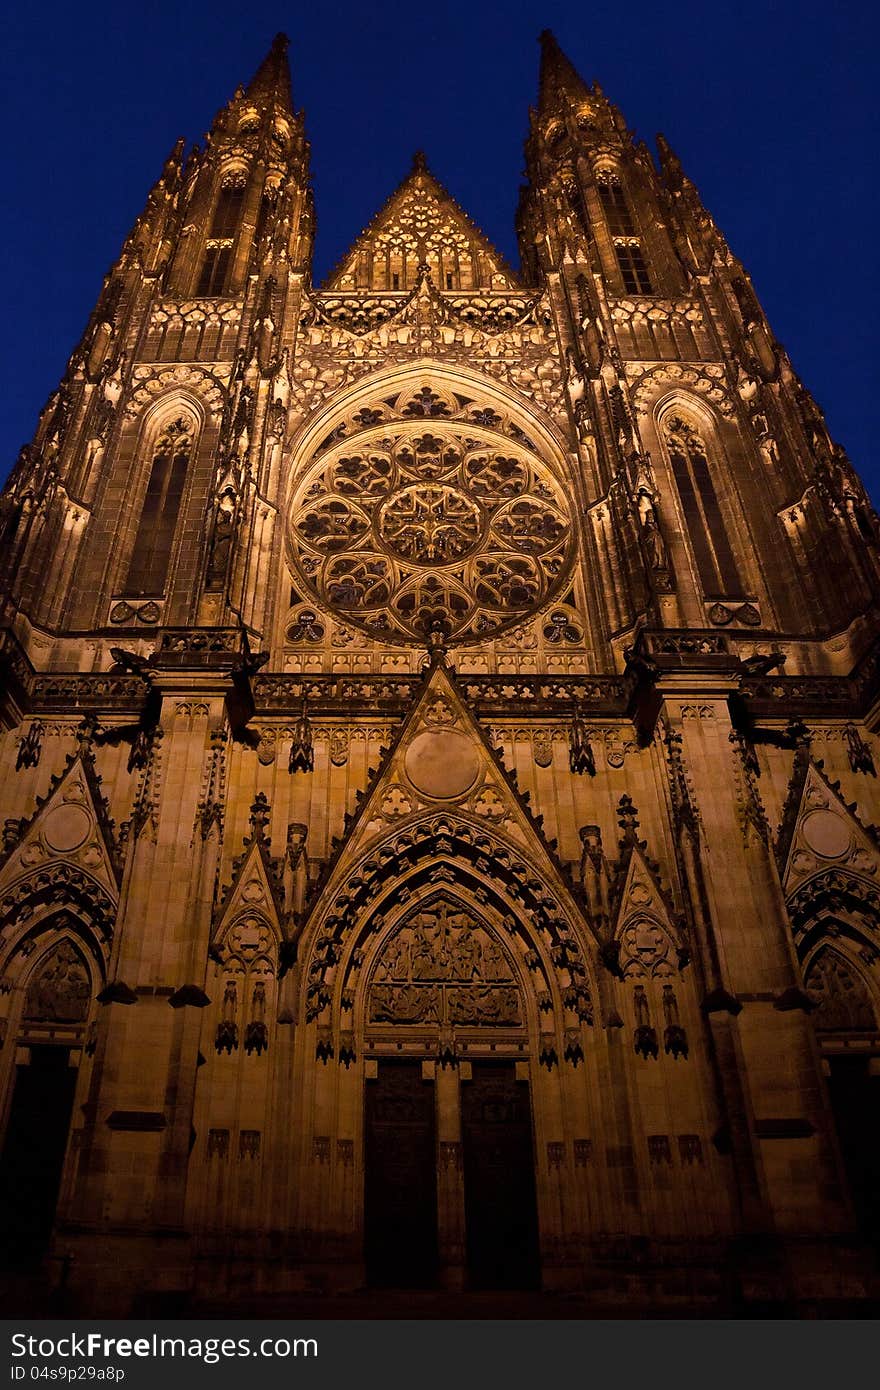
538, 30, 590, 112
245, 32, 293, 111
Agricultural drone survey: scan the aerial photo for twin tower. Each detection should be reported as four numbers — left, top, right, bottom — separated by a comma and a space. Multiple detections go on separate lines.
0, 33, 878, 1314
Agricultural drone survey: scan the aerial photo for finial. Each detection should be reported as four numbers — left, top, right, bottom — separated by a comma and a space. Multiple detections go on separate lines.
249, 791, 271, 837
425, 620, 449, 667
411, 150, 428, 174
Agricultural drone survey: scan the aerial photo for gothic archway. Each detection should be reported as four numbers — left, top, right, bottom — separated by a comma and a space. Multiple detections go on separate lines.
0, 915, 103, 1267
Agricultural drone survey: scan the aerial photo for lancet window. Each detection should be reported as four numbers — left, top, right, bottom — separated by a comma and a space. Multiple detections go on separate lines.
123, 416, 194, 596
197, 173, 246, 296
662, 414, 742, 597
596, 171, 653, 293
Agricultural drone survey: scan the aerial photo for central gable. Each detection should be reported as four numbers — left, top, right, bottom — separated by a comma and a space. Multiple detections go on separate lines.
323, 153, 520, 292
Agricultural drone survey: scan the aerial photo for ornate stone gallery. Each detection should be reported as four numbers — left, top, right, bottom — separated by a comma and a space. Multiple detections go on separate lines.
0, 31, 879, 1316
288, 384, 572, 643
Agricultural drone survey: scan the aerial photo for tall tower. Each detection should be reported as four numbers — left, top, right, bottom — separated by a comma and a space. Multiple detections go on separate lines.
0, 33, 878, 1315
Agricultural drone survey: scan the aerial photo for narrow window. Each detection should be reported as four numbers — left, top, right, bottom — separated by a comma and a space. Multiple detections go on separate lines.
596, 173, 635, 236
197, 174, 246, 296
124, 418, 193, 596
596, 171, 654, 293
197, 244, 232, 296
664, 415, 742, 596
614, 241, 653, 294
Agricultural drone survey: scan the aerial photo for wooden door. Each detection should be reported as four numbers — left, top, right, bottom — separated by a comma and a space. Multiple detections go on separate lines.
461, 1061, 540, 1289
364, 1060, 438, 1287
827, 1054, 880, 1251
0, 1045, 77, 1267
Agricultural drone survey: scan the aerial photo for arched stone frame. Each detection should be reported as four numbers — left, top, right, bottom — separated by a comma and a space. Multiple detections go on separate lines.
343, 881, 548, 1062
788, 866, 880, 1042
107, 390, 208, 613
196, 160, 250, 297
0, 900, 108, 1223
801, 941, 879, 1036
291, 809, 599, 1277
275, 358, 598, 665
642, 391, 763, 622
298, 811, 595, 1054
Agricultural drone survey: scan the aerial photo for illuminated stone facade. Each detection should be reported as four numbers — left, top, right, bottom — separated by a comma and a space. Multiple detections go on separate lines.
1, 33, 879, 1313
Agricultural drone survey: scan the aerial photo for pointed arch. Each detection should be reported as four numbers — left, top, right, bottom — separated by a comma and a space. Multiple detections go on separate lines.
122, 394, 203, 598
298, 809, 597, 1064
654, 394, 744, 599
803, 944, 878, 1034
197, 167, 248, 296
0, 907, 105, 1047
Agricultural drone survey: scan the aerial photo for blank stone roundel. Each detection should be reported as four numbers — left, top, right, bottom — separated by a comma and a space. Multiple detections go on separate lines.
404, 730, 481, 800
42, 804, 92, 853
801, 809, 851, 860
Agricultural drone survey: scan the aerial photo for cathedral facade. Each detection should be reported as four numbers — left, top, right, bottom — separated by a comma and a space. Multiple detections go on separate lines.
1, 33, 879, 1314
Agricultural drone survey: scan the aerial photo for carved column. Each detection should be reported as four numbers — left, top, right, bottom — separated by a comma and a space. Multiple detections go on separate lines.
436, 1062, 465, 1290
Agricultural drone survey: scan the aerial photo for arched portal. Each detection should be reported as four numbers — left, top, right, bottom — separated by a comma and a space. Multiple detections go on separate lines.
801, 936, 880, 1249
0, 915, 103, 1267
359, 889, 541, 1291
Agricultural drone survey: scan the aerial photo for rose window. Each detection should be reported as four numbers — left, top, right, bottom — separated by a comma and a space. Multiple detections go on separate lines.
287, 390, 574, 644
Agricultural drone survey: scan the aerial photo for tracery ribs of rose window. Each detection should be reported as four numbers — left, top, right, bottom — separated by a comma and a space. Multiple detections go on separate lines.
287, 395, 573, 645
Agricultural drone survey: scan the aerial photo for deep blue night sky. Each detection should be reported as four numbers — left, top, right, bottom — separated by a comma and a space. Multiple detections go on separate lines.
2, 1, 877, 500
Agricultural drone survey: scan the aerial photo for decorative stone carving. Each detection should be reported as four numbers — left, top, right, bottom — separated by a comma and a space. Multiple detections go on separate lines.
25, 940, 91, 1022
805, 950, 875, 1032
368, 897, 523, 1027
286, 387, 573, 645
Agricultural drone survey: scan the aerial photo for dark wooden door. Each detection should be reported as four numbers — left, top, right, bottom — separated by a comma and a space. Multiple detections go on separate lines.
364, 1060, 438, 1287
461, 1061, 540, 1289
0, 1045, 77, 1267
827, 1054, 880, 1252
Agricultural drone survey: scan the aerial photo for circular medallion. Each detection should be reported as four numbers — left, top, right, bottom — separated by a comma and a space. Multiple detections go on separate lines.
286, 388, 574, 645
802, 809, 851, 860
404, 730, 482, 800
376, 484, 482, 564
42, 804, 91, 853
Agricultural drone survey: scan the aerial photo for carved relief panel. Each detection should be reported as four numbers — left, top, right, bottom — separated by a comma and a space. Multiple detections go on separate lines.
368, 898, 523, 1030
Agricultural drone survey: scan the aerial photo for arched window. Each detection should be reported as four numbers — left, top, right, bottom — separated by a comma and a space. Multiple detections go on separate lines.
124, 416, 194, 596
662, 414, 742, 597
197, 173, 246, 296
595, 171, 653, 294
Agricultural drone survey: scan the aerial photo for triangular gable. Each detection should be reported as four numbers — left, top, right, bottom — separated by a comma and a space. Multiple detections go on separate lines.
323, 156, 520, 292
213, 809, 286, 947
610, 845, 684, 978
777, 758, 880, 895
304, 659, 581, 926
0, 752, 121, 901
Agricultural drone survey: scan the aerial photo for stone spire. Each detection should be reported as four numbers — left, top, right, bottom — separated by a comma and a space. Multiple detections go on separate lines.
537, 30, 591, 113
244, 32, 293, 111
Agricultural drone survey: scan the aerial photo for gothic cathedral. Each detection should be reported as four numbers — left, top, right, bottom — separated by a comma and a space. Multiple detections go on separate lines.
1, 33, 879, 1315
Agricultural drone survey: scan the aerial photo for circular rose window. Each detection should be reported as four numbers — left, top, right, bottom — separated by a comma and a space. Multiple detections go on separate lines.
287, 388, 574, 645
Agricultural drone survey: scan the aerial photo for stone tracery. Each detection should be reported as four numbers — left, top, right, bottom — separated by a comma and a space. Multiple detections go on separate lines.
287, 383, 574, 644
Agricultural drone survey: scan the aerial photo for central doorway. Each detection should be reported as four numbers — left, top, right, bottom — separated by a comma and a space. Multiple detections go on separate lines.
460, 1061, 540, 1289
364, 1059, 438, 1287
